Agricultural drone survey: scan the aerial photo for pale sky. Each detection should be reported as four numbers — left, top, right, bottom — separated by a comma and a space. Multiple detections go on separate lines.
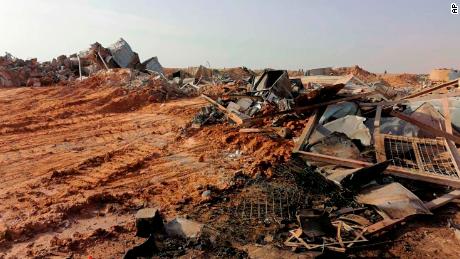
0, 0, 458, 73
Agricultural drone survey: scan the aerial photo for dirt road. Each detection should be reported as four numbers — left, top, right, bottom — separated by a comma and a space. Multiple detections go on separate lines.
1, 84, 460, 258
0, 84, 244, 257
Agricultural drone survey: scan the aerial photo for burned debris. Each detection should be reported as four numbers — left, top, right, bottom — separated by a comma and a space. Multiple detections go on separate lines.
180, 67, 460, 256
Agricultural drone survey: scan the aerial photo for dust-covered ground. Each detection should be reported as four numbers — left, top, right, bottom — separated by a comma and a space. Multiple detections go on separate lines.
0, 79, 460, 258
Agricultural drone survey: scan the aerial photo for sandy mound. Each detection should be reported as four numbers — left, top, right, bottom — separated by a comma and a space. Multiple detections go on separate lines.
380, 73, 423, 88
333, 65, 379, 82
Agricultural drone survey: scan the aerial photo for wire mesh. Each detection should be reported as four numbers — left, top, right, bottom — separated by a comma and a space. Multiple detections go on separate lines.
383, 134, 459, 178
232, 185, 304, 222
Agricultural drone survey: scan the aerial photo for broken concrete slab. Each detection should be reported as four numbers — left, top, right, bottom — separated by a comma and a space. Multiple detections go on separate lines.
135, 207, 164, 238
165, 217, 204, 239
143, 56, 164, 74
310, 115, 371, 146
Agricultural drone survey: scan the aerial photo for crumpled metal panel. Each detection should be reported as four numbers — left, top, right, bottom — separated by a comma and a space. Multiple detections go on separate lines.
357, 182, 431, 219
310, 115, 371, 146
318, 102, 359, 125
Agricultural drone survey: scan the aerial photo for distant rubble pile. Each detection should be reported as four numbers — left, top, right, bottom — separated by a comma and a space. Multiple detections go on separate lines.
333, 65, 379, 82
70, 68, 185, 106
0, 38, 163, 87
0, 37, 458, 101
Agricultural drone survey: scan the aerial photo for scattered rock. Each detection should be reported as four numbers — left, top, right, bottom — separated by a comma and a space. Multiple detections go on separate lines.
165, 218, 204, 239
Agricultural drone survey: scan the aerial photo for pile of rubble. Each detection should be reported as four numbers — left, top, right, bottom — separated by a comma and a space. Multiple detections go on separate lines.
0, 38, 164, 87
164, 65, 254, 96
168, 70, 460, 256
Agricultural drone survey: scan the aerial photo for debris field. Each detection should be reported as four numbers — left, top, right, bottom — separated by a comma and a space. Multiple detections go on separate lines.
1, 38, 460, 258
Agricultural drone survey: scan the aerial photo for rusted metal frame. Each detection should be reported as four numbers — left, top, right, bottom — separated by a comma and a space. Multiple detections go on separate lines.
294, 150, 460, 188
419, 138, 434, 174
381, 134, 457, 177
442, 139, 459, 177
385, 113, 460, 176
347, 227, 368, 248
411, 141, 426, 172
293, 109, 320, 152
390, 111, 460, 145
383, 134, 444, 145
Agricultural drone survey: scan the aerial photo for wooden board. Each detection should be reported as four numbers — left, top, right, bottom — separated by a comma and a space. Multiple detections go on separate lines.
425, 189, 460, 210
403, 79, 459, 99
293, 109, 320, 152
359, 91, 460, 107
201, 94, 246, 125
294, 150, 460, 188
374, 105, 386, 162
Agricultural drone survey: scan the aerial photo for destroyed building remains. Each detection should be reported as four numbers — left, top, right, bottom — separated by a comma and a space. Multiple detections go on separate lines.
2, 37, 460, 258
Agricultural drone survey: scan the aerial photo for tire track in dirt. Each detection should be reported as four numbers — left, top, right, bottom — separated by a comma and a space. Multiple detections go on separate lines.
0, 114, 172, 192
0, 85, 227, 257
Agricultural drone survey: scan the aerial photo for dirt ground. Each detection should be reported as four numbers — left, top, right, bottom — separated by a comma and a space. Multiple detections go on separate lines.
1, 83, 460, 258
